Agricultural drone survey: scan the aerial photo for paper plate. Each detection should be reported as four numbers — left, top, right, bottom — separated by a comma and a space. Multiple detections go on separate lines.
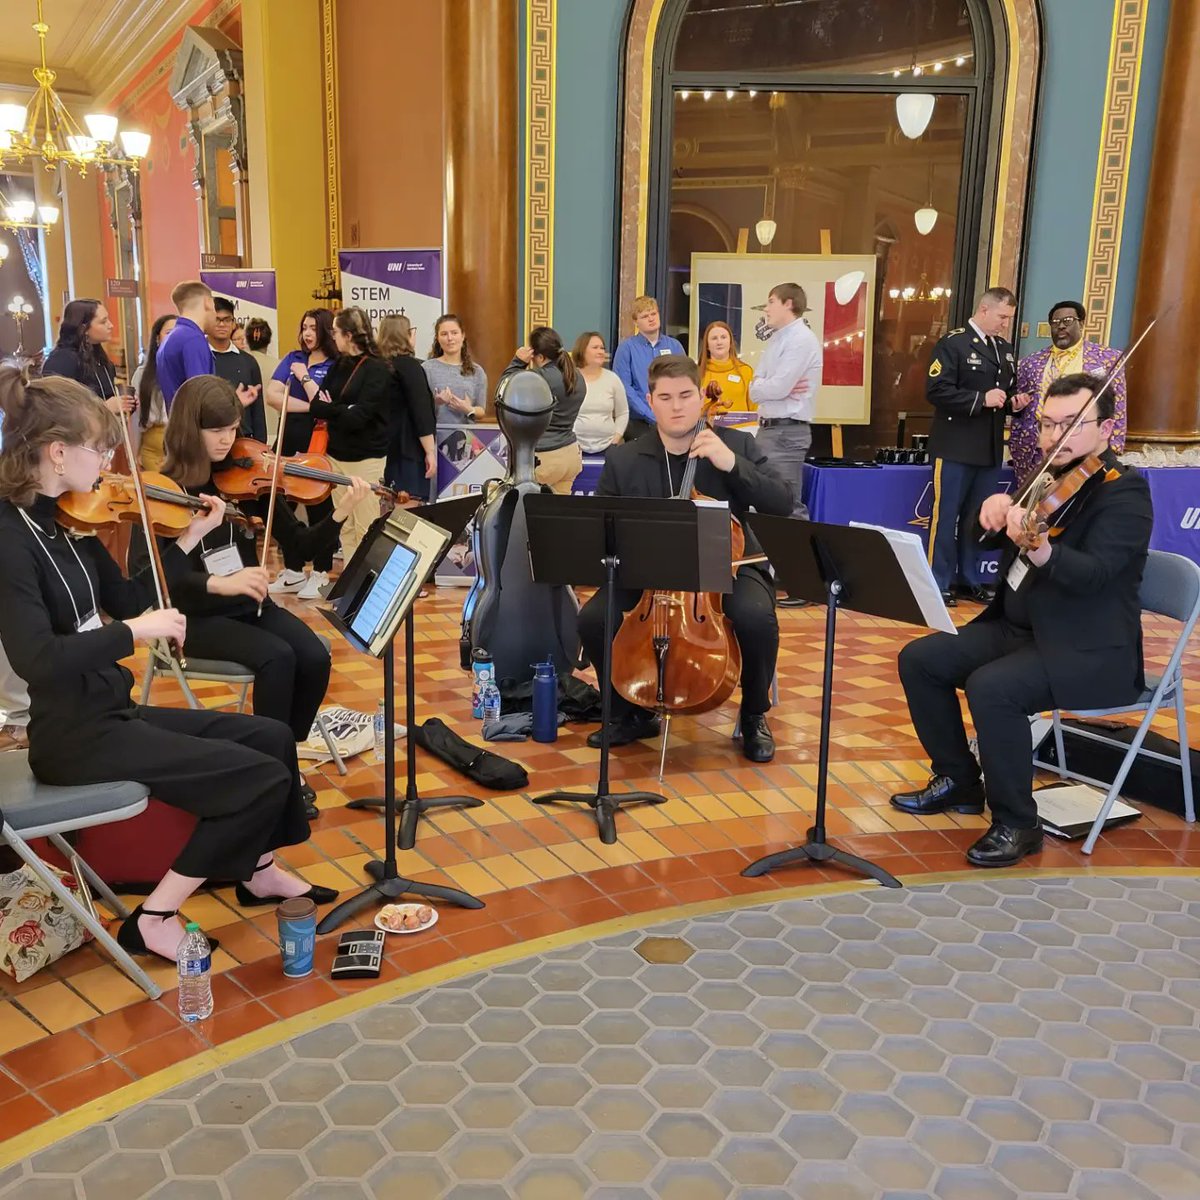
374, 903, 439, 935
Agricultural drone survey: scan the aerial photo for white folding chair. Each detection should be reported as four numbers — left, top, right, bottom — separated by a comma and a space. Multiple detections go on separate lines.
0, 752, 160, 1000
139, 632, 348, 775
1032, 550, 1200, 854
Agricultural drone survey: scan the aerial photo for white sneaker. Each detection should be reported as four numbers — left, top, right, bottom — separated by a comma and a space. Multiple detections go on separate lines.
298, 570, 330, 600
268, 569, 307, 594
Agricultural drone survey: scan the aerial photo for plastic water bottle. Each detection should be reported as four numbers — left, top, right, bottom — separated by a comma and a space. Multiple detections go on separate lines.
471, 649, 494, 719
532, 658, 557, 743
481, 677, 501, 726
177, 922, 214, 1022
373, 699, 386, 763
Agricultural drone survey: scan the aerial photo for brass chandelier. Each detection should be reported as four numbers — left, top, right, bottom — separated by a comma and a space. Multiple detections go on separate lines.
0, 1, 151, 176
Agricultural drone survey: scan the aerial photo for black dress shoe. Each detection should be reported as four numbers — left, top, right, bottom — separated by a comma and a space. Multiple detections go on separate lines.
940, 590, 958, 608
958, 585, 996, 605
587, 709, 661, 748
777, 596, 811, 609
890, 774, 985, 815
739, 713, 775, 762
301, 781, 318, 821
966, 821, 1044, 867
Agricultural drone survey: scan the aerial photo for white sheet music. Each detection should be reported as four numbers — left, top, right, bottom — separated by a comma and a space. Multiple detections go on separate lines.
849, 522, 956, 634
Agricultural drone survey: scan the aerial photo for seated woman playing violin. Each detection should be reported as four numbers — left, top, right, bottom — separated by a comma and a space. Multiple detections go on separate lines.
128, 375, 373, 816
578, 355, 794, 763
892, 371, 1153, 867
0, 368, 335, 963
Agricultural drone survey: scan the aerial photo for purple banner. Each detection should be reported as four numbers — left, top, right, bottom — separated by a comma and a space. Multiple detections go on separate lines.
199, 269, 277, 311
1140, 467, 1200, 564
337, 249, 442, 300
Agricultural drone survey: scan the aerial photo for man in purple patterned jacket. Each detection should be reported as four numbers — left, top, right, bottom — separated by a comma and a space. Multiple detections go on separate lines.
1010, 300, 1126, 481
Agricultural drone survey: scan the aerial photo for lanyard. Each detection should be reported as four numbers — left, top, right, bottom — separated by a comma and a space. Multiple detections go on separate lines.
18, 507, 98, 628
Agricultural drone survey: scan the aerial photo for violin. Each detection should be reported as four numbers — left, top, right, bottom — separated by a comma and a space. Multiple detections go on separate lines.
1012, 454, 1106, 551
58, 473, 262, 537
610, 383, 744, 760
213, 438, 409, 509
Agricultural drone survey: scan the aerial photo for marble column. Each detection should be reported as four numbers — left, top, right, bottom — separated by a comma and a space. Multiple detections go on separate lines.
443, 0, 519, 394
1127, 0, 1200, 441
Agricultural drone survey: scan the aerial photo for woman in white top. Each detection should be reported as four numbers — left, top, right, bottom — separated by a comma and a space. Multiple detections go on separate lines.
571, 331, 628, 454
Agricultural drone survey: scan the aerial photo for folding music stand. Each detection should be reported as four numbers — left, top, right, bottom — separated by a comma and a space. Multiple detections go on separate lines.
316, 496, 485, 933
741, 516, 939, 889
523, 493, 734, 844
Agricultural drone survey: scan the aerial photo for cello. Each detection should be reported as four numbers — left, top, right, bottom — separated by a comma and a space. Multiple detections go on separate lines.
609, 384, 743, 773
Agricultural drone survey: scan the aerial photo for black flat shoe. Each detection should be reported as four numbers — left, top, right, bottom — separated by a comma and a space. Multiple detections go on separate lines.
301, 781, 318, 821
738, 713, 775, 763
116, 905, 221, 963
891, 774, 985, 815
966, 821, 1044, 867
587, 709, 661, 748
233, 860, 338, 908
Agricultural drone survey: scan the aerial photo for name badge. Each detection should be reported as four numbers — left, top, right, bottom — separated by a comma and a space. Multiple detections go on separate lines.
657, 348, 672, 356
727, 373, 742, 384
967, 353, 982, 367
76, 609, 103, 633
202, 544, 244, 577
1006, 557, 1029, 592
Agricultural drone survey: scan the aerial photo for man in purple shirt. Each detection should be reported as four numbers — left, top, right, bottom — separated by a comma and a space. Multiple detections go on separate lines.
157, 280, 217, 410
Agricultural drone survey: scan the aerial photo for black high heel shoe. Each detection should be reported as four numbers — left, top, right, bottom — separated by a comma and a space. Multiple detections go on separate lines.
116, 905, 221, 962
233, 860, 339, 908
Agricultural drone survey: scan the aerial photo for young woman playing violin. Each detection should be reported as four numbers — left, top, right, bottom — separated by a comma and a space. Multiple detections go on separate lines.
128, 375, 373, 816
0, 368, 335, 963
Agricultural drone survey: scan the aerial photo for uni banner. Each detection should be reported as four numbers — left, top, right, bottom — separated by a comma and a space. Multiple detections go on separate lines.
198, 268, 278, 336
337, 249, 443, 349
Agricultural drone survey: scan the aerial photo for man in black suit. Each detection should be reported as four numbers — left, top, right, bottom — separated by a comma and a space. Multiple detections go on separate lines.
893, 372, 1152, 867
578, 355, 794, 762
926, 287, 1033, 606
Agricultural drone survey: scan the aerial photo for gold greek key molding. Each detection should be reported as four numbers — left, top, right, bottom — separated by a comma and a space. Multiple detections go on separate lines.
524, 0, 557, 331
1082, 0, 1148, 345
322, 0, 340, 273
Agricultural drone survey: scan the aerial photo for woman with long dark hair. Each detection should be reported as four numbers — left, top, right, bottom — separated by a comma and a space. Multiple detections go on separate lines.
42, 299, 133, 418
130, 314, 177, 471
377, 313, 436, 500
501, 325, 586, 494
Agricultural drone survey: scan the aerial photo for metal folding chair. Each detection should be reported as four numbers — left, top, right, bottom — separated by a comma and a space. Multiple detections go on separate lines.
1032, 550, 1200, 854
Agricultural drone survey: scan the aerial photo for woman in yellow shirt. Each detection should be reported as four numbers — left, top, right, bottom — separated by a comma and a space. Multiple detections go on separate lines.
698, 321, 755, 411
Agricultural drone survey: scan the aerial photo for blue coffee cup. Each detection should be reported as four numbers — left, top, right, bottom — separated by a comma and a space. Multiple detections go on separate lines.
277, 897, 317, 977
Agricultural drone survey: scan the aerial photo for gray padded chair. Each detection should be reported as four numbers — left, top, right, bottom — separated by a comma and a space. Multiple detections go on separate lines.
139, 632, 347, 775
0, 751, 160, 999
1032, 550, 1200, 854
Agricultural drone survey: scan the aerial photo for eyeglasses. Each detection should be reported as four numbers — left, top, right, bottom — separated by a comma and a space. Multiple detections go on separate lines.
1039, 417, 1100, 435
75, 444, 115, 467
1049, 317, 1081, 329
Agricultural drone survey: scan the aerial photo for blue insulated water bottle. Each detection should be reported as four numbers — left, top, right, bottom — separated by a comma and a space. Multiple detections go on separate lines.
532, 658, 558, 743
471, 649, 494, 719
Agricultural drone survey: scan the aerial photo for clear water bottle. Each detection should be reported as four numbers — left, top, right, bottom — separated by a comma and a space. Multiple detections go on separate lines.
177, 922, 214, 1022
481, 677, 501, 726
373, 699, 386, 763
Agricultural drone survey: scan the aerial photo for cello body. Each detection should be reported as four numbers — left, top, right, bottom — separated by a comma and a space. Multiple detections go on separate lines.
459, 372, 580, 683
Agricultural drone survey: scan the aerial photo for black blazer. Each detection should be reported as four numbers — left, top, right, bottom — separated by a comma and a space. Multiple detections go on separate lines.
973, 450, 1152, 710
387, 355, 436, 464
308, 354, 392, 460
597, 427, 794, 560
42, 345, 117, 400
926, 326, 1017, 467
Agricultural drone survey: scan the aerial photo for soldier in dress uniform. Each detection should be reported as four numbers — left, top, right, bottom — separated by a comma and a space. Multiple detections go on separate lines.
926, 287, 1032, 605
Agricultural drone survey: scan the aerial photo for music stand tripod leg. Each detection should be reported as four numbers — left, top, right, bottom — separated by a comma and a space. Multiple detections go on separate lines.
533, 553, 667, 844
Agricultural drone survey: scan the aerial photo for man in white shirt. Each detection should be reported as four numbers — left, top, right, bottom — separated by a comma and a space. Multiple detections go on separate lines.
749, 283, 823, 606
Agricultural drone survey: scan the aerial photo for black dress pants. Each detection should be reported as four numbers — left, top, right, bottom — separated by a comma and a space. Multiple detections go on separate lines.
31, 706, 309, 881
578, 567, 778, 718
281, 498, 335, 572
181, 602, 331, 741
898, 620, 1054, 829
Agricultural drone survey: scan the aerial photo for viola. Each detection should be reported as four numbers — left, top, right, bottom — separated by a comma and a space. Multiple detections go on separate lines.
1013, 454, 1106, 551
213, 438, 409, 509
610, 384, 744, 762
58, 473, 262, 537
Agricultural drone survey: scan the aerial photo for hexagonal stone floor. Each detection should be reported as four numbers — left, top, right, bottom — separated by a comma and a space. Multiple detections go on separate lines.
4, 875, 1200, 1199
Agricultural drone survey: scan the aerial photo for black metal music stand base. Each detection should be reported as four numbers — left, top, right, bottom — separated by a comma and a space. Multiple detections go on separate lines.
346, 793, 484, 850
533, 789, 667, 846
742, 825, 902, 888
316, 866, 483, 934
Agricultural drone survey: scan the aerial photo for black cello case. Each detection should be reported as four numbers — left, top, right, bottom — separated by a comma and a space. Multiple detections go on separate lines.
459, 372, 580, 684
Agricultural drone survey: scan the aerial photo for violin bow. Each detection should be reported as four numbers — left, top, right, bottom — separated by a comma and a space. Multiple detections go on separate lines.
117, 409, 187, 667
256, 387, 290, 615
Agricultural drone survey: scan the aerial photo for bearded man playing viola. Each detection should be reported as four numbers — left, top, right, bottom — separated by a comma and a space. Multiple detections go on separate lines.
891, 372, 1152, 867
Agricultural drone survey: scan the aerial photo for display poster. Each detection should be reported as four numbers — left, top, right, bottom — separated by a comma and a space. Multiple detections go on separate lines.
688, 252, 876, 425
199, 268, 277, 334
337, 249, 442, 350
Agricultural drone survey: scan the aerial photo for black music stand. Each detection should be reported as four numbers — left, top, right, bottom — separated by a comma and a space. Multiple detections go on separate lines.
316, 497, 485, 933
523, 493, 734, 844
340, 496, 485, 850
740, 517, 944, 888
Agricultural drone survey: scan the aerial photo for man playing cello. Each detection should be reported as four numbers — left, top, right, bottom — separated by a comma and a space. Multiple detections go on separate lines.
578, 355, 794, 762
891, 372, 1153, 867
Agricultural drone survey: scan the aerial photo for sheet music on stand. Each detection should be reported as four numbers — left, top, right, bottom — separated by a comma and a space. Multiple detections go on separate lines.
849, 521, 956, 635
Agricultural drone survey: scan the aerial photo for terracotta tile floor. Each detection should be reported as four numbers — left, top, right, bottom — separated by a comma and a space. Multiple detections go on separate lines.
1, 584, 1197, 1147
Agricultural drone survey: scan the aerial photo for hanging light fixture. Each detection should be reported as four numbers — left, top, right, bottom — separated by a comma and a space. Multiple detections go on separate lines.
914, 164, 938, 234
833, 270, 866, 306
755, 219, 777, 246
0, 1, 150, 175
0, 185, 59, 232
896, 93, 936, 139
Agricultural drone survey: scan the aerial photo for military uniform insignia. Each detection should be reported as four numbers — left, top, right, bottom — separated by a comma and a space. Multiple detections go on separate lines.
928, 359, 943, 378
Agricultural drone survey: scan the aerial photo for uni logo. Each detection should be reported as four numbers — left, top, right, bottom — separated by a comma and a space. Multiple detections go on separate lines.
909, 482, 934, 529
1182, 507, 1200, 530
